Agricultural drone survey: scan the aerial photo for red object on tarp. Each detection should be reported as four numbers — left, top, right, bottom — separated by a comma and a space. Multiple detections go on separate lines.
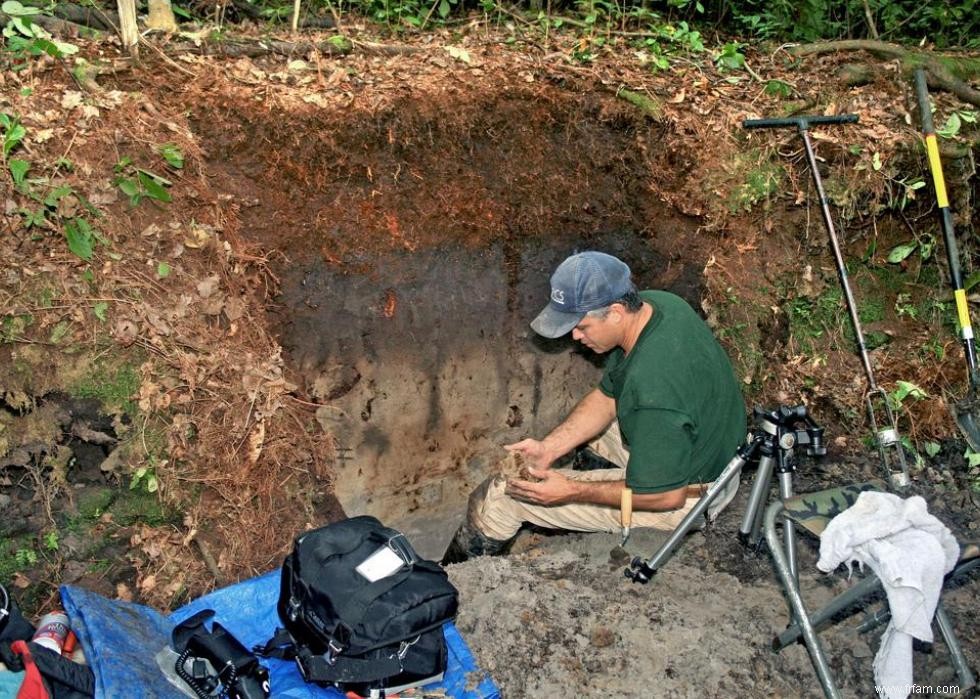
11, 640, 51, 699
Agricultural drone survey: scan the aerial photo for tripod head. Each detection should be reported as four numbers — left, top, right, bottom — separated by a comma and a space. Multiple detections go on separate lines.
751, 405, 826, 460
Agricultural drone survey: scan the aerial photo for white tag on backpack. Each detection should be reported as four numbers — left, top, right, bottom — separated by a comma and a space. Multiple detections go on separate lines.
355, 545, 406, 582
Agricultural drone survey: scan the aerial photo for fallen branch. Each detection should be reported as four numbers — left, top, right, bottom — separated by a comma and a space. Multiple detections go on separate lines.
351, 39, 428, 56
17, 0, 118, 30
169, 35, 353, 59
0, 10, 101, 39
615, 87, 666, 121
192, 535, 227, 586
789, 40, 980, 108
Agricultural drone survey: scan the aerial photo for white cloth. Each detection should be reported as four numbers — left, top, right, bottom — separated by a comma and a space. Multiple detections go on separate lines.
816, 491, 959, 699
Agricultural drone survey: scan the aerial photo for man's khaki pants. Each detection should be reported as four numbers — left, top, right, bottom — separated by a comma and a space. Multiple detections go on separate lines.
470, 422, 740, 542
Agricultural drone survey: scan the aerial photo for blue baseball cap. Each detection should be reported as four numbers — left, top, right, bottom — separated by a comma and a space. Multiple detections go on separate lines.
531, 252, 633, 338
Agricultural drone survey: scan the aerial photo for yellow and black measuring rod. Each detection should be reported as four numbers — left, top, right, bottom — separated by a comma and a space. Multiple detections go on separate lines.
914, 68, 980, 451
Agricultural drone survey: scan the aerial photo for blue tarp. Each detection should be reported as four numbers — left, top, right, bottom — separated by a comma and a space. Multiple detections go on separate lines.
61, 571, 498, 699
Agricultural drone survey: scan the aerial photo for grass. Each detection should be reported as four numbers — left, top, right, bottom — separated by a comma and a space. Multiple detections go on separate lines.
726, 152, 783, 213
111, 488, 181, 527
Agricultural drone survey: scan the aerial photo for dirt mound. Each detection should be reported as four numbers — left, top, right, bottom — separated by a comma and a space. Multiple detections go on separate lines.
447, 465, 979, 697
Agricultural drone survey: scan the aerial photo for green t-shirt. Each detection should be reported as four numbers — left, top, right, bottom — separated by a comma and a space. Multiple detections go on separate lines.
598, 290, 746, 494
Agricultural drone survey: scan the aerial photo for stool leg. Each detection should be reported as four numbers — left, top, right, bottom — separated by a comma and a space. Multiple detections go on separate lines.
934, 602, 977, 692
765, 501, 842, 699
775, 574, 883, 651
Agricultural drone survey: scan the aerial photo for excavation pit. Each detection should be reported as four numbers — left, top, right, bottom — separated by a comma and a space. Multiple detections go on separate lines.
198, 86, 709, 556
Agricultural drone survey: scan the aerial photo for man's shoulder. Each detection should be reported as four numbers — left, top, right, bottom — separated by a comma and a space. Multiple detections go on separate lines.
639, 289, 694, 312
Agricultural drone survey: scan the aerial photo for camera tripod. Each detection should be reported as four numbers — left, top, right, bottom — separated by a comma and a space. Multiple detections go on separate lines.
626, 405, 826, 583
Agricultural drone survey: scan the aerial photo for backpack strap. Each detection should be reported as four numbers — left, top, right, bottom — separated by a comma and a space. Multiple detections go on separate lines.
294, 641, 409, 684
253, 627, 296, 659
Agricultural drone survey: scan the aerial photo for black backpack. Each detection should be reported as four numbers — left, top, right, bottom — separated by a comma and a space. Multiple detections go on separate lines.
259, 516, 459, 693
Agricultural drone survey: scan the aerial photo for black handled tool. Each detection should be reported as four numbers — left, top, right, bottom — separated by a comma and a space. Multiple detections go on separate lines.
743, 114, 909, 488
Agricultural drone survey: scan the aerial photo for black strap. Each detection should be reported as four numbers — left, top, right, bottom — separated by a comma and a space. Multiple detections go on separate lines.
295, 646, 403, 684
253, 627, 296, 659
171, 609, 216, 652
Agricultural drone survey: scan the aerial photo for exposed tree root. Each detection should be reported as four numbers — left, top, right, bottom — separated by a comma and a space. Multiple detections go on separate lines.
790, 40, 980, 108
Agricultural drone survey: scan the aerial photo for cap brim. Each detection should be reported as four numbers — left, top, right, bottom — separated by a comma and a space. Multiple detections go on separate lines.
530, 303, 583, 339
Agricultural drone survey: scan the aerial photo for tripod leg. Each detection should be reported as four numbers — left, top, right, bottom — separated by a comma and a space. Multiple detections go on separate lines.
739, 454, 774, 546
628, 454, 747, 577
778, 470, 798, 582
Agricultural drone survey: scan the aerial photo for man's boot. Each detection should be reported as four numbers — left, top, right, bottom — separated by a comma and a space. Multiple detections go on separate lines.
440, 520, 513, 565
571, 447, 617, 471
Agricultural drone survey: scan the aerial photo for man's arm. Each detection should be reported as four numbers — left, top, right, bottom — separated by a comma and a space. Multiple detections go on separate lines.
506, 469, 688, 511
505, 388, 617, 468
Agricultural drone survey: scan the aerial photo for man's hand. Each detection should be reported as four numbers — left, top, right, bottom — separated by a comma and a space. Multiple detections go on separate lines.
504, 439, 556, 470
505, 467, 580, 506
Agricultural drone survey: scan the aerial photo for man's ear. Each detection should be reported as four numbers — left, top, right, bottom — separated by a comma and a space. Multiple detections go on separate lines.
608, 303, 625, 324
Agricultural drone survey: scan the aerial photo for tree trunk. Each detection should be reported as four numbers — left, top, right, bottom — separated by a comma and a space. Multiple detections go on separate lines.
147, 0, 178, 33
116, 0, 139, 55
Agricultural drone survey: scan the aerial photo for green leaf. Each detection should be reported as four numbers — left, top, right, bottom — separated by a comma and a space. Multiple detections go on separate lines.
64, 218, 93, 260
20, 207, 46, 228
887, 242, 917, 263
115, 176, 140, 205
937, 113, 961, 139
964, 270, 980, 292
93, 301, 108, 321
764, 80, 792, 98
924, 441, 941, 458
146, 474, 159, 493
32, 37, 65, 57
157, 261, 171, 278
893, 380, 927, 403
438, 0, 450, 17
965, 448, 980, 468
8, 157, 29, 185
10, 16, 37, 38
3, 123, 25, 157
871, 151, 883, 171
138, 171, 171, 202
52, 39, 77, 55
44, 185, 73, 207
1, 1, 41, 16
159, 143, 184, 169
49, 320, 70, 344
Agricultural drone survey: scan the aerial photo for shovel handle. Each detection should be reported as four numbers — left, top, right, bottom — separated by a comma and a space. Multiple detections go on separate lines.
914, 69, 950, 210
914, 68, 980, 386
743, 114, 858, 130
